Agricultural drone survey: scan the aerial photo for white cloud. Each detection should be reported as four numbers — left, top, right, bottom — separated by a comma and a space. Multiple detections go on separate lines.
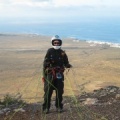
0, 0, 50, 7
0, 0, 120, 22
52, 0, 103, 7
0, 0, 119, 7
9, 0, 50, 7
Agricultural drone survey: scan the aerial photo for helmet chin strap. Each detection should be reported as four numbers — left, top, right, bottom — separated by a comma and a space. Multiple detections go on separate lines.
52, 46, 61, 49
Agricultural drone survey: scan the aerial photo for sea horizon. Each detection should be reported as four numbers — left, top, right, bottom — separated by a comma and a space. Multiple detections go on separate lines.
0, 19, 120, 48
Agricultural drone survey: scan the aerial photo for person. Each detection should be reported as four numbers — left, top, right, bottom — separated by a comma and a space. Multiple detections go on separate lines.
42, 35, 72, 114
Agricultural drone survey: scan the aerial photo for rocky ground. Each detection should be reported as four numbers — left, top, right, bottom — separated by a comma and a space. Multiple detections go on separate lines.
0, 86, 120, 120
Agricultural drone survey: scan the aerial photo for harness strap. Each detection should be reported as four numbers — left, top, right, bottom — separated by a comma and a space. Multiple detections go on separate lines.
45, 67, 64, 80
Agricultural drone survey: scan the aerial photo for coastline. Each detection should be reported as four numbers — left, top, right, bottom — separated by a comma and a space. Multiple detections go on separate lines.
1, 33, 120, 48
0, 34, 120, 103
87, 40, 120, 48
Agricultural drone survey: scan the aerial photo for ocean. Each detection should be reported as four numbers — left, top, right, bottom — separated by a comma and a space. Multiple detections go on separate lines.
0, 19, 120, 46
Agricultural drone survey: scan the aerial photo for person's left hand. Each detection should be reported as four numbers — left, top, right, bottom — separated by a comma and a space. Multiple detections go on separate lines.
66, 64, 72, 68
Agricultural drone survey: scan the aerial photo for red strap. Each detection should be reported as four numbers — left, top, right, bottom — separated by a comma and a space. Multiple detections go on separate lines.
45, 67, 64, 80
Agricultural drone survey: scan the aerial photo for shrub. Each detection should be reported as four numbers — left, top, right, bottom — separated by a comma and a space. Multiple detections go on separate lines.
0, 93, 25, 107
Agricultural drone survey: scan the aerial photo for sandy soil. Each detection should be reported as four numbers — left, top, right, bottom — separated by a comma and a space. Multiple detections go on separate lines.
0, 34, 120, 103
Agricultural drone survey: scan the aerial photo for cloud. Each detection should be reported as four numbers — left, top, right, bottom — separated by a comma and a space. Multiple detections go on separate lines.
0, 0, 119, 7
0, 0, 120, 21
0, 0, 120, 8
0, 0, 51, 7
52, 0, 102, 7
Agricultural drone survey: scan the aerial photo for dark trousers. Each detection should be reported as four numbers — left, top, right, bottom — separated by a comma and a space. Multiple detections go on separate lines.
42, 73, 64, 110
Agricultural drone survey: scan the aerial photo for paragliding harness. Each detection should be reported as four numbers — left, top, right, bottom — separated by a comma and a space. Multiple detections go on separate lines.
45, 66, 65, 81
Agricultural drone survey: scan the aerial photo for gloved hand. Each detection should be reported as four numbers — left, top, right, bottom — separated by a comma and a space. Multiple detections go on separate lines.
42, 77, 45, 83
65, 64, 72, 68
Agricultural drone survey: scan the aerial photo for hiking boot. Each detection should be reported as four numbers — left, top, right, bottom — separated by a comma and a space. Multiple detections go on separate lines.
56, 108, 63, 113
43, 109, 49, 114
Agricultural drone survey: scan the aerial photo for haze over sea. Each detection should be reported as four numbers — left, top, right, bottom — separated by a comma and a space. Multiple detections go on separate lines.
0, 18, 120, 47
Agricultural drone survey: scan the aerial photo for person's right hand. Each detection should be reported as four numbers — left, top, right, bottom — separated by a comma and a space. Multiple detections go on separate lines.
42, 77, 45, 83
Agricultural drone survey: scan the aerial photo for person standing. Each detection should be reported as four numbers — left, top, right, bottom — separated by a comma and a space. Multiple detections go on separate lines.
42, 35, 72, 114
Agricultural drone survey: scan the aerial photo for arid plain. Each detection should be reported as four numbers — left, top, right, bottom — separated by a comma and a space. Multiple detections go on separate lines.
0, 34, 120, 103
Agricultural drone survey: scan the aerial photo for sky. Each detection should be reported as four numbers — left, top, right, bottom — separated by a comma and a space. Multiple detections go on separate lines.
0, 0, 120, 23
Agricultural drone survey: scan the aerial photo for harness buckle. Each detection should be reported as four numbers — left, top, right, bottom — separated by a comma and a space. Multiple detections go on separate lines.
56, 72, 62, 79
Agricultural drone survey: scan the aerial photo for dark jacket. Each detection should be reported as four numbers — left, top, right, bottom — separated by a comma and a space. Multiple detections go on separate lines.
43, 48, 69, 68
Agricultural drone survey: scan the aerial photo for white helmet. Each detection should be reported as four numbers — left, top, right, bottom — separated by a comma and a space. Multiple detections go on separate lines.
51, 35, 62, 49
